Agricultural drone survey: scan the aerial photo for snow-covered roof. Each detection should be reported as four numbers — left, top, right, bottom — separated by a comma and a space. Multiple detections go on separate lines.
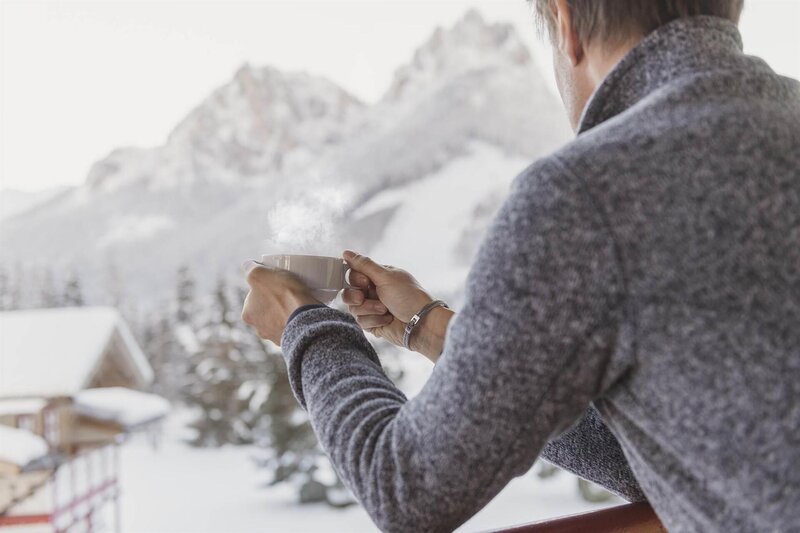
74, 388, 170, 428
0, 426, 49, 467
0, 398, 47, 416
0, 307, 153, 397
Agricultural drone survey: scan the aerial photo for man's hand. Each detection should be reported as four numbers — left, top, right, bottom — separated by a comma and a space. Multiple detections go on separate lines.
241, 261, 321, 345
342, 250, 454, 361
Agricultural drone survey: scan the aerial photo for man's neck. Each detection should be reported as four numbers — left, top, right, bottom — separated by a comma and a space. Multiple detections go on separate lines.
585, 37, 643, 93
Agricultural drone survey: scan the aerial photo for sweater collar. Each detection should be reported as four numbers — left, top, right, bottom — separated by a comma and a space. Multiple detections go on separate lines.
577, 16, 744, 134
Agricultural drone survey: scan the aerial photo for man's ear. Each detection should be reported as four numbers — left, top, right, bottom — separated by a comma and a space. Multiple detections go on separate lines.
552, 0, 584, 66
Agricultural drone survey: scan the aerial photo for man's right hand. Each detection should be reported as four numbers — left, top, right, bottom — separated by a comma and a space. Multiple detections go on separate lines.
341, 250, 454, 361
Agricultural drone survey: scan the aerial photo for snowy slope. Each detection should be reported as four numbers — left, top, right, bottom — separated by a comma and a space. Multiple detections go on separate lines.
0, 186, 71, 220
325, 10, 569, 195
351, 142, 530, 296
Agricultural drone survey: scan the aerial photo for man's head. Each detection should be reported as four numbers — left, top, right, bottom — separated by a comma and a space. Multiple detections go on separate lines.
531, 0, 744, 130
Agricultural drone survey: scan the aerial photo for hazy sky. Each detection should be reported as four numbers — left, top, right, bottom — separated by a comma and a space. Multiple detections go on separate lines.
1, 0, 798, 192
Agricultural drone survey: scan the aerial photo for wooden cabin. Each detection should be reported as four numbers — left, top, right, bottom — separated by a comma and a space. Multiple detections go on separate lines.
0, 307, 169, 531
0, 307, 157, 452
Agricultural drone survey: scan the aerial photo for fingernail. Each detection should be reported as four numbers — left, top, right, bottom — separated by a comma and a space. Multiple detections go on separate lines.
343, 250, 356, 260
376, 304, 387, 313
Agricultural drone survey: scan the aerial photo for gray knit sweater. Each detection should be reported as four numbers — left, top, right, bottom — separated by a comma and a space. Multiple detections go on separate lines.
281, 17, 800, 532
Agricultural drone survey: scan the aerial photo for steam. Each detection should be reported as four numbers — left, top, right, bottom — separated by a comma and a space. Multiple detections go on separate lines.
263, 183, 353, 256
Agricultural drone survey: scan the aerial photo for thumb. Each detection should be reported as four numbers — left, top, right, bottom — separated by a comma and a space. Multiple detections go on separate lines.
343, 250, 388, 283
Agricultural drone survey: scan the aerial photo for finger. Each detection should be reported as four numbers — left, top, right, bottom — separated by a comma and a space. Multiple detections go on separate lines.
356, 314, 393, 330
241, 291, 253, 325
244, 263, 269, 285
348, 300, 387, 317
348, 270, 372, 289
342, 288, 365, 305
241, 259, 262, 276
342, 250, 388, 283
366, 283, 379, 301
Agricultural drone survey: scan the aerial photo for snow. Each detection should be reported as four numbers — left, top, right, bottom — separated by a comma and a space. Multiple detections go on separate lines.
73, 387, 170, 428
0, 425, 49, 467
384, 10, 532, 102
83, 65, 365, 194
0, 186, 70, 220
175, 323, 201, 354
0, 398, 47, 416
117, 411, 616, 533
354, 142, 530, 293
0, 10, 569, 310
98, 214, 175, 247
0, 307, 153, 397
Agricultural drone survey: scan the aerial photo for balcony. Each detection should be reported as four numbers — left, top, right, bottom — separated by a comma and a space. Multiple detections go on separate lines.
495, 502, 664, 533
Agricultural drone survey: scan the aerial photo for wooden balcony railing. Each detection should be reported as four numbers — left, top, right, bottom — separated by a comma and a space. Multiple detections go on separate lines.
0, 443, 120, 532
492, 502, 665, 533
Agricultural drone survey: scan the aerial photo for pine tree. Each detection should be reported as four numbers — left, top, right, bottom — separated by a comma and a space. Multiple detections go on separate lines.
175, 265, 196, 324
9, 263, 24, 309
0, 267, 10, 310
142, 311, 189, 401
251, 339, 355, 506
62, 270, 85, 306
40, 267, 60, 308
103, 258, 124, 308
183, 278, 264, 446
140, 267, 199, 401
176, 279, 354, 505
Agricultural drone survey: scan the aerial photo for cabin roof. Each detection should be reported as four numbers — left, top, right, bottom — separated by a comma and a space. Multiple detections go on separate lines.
0, 425, 49, 467
0, 398, 48, 416
0, 307, 153, 398
74, 387, 170, 428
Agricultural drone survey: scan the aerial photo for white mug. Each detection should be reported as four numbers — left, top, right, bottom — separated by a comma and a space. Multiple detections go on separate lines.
261, 254, 350, 304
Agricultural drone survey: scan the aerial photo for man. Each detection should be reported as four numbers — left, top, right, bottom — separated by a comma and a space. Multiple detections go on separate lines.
242, 0, 800, 530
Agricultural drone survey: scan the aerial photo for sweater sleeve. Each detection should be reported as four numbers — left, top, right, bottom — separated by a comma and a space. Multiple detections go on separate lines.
280, 158, 633, 532
541, 406, 647, 502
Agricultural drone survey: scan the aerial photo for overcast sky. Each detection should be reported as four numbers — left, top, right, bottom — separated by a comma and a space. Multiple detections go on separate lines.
1, 0, 798, 192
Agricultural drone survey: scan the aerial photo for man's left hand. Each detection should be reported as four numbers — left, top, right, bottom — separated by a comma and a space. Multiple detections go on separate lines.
241, 261, 321, 345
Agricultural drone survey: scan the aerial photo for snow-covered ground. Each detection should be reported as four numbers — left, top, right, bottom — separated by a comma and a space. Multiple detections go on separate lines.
118, 412, 617, 533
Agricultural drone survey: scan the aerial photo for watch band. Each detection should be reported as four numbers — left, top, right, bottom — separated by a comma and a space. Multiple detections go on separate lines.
403, 300, 449, 351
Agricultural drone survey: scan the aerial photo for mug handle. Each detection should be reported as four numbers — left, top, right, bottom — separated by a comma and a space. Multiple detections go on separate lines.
342, 261, 354, 290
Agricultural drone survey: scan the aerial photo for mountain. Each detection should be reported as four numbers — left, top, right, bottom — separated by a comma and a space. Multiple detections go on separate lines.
86, 65, 365, 193
384, 9, 533, 102
0, 10, 571, 308
325, 9, 568, 197
0, 187, 72, 220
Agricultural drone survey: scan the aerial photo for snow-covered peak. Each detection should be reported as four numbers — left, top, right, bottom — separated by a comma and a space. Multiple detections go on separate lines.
383, 9, 532, 101
86, 64, 365, 193
163, 63, 365, 181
